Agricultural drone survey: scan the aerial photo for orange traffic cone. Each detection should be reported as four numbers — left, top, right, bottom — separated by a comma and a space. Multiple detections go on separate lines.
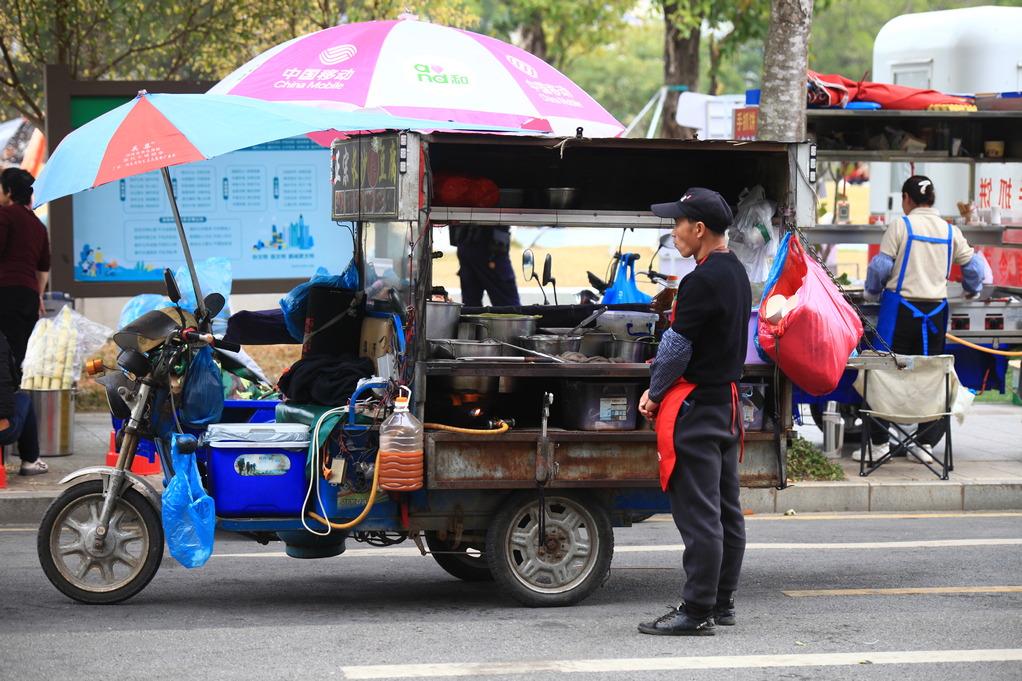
106, 430, 161, 476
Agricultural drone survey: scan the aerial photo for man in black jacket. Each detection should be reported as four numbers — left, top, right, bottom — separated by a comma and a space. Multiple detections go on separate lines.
0, 330, 47, 475
637, 188, 749, 636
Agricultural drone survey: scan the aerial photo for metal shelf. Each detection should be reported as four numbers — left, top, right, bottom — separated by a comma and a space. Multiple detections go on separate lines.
424, 360, 651, 377
802, 224, 1011, 246
428, 207, 670, 228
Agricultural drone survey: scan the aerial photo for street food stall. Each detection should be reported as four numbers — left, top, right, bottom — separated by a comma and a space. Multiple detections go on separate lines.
39, 130, 818, 607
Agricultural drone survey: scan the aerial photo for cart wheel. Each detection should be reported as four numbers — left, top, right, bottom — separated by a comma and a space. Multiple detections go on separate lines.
424, 531, 494, 582
486, 491, 613, 607
809, 402, 863, 443
37, 480, 164, 604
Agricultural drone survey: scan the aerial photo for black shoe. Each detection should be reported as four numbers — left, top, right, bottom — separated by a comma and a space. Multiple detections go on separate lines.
638, 605, 715, 636
713, 598, 736, 626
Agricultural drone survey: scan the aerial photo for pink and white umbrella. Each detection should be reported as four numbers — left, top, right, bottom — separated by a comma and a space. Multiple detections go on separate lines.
209, 18, 624, 138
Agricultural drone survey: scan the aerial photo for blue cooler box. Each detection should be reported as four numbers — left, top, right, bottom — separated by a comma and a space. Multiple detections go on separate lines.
206, 424, 311, 517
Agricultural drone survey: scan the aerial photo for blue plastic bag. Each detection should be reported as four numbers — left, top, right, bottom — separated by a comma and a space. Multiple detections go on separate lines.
162, 434, 215, 568
603, 255, 652, 305
181, 345, 224, 428
279, 260, 360, 341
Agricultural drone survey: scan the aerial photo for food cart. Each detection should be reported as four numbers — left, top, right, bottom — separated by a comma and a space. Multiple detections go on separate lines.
39, 131, 818, 607
319, 131, 816, 604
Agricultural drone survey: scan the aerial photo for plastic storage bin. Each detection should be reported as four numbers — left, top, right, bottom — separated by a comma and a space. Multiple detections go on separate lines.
206, 424, 311, 517
559, 380, 640, 431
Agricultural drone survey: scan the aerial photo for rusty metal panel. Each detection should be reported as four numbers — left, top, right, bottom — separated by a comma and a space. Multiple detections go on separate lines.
554, 441, 658, 481
428, 437, 536, 487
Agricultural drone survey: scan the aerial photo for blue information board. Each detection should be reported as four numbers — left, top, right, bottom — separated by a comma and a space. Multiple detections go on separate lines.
72, 137, 353, 283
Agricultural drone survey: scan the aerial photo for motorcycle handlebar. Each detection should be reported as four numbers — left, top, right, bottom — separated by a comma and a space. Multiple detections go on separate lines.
181, 329, 242, 353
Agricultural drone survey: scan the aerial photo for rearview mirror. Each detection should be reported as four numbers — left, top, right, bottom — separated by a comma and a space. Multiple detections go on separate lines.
163, 268, 181, 304
202, 292, 226, 320
522, 249, 535, 281
542, 253, 558, 305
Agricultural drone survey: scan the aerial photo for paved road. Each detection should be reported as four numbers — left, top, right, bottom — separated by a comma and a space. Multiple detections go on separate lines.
2, 512, 1020, 680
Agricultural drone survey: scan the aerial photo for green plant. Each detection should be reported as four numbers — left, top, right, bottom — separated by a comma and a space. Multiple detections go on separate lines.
786, 435, 845, 481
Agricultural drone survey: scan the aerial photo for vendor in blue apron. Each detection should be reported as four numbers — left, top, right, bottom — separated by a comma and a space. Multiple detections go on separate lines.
637, 188, 750, 636
858, 175, 985, 464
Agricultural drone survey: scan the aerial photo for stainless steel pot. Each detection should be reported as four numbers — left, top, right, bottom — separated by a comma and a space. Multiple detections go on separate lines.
519, 334, 582, 356
428, 338, 503, 359
426, 301, 463, 340
461, 314, 540, 355
539, 328, 613, 357
604, 337, 658, 363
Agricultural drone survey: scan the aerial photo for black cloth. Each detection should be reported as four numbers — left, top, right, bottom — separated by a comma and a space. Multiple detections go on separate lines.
0, 330, 19, 417
277, 353, 375, 406
450, 225, 519, 307
224, 309, 298, 345
870, 300, 949, 447
661, 249, 749, 612
670, 251, 751, 403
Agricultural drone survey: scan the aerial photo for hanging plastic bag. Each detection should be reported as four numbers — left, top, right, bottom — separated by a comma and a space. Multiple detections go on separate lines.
181, 345, 224, 428
757, 232, 863, 395
603, 255, 652, 305
279, 260, 361, 341
162, 433, 215, 568
727, 185, 778, 284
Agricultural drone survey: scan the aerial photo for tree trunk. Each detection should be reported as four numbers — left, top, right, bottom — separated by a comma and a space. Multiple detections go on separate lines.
757, 0, 814, 142
661, 2, 700, 139
517, 12, 548, 63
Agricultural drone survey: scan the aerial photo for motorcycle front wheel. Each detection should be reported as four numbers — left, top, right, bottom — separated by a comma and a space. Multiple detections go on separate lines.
37, 479, 164, 604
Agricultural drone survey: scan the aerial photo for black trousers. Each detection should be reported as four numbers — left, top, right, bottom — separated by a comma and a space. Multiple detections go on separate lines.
665, 399, 746, 612
870, 300, 949, 447
0, 285, 39, 371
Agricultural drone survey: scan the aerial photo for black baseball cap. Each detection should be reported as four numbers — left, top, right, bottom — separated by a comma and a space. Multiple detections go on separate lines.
651, 187, 734, 233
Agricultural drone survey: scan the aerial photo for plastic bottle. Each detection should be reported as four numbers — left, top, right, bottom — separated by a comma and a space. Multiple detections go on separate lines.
377, 393, 423, 491
650, 275, 680, 332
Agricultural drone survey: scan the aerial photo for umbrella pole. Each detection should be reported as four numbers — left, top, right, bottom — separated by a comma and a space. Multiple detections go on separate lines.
161, 167, 209, 325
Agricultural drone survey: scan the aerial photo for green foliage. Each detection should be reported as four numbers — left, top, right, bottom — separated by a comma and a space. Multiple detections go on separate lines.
786, 435, 845, 481
808, 0, 1022, 78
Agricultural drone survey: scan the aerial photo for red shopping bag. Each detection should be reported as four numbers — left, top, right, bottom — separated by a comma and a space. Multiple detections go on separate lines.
757, 234, 862, 395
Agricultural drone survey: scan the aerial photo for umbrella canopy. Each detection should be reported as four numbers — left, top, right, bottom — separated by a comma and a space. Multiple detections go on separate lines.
209, 18, 624, 138
33, 90, 520, 207
32, 89, 523, 319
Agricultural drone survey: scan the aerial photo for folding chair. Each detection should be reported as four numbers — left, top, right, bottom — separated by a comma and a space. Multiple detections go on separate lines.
854, 353, 954, 480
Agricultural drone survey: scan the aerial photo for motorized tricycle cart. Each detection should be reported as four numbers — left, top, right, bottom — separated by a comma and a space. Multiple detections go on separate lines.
38, 131, 816, 606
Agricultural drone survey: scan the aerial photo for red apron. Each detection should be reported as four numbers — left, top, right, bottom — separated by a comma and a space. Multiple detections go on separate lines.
654, 379, 744, 491
654, 377, 697, 491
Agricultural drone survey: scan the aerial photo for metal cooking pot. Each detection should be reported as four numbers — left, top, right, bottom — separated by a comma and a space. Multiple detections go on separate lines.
604, 337, 658, 363
461, 314, 540, 355
428, 338, 504, 360
519, 334, 582, 357
539, 328, 613, 357
426, 301, 463, 340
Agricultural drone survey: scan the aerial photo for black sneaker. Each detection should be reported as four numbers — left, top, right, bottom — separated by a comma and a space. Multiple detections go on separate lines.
713, 598, 736, 626
638, 605, 715, 636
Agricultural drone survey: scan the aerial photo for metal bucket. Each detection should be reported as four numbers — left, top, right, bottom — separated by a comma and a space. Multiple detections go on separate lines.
425, 301, 463, 340
28, 389, 74, 457
461, 315, 540, 355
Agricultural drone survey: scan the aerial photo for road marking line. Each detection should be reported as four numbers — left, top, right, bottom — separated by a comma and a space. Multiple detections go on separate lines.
783, 586, 1022, 597
746, 512, 1022, 521
338, 649, 1022, 679
213, 537, 1022, 559
617, 538, 1022, 551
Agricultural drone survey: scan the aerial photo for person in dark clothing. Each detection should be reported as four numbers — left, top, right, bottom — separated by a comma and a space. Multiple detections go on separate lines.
0, 330, 46, 475
0, 167, 50, 369
449, 224, 520, 307
637, 187, 750, 636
